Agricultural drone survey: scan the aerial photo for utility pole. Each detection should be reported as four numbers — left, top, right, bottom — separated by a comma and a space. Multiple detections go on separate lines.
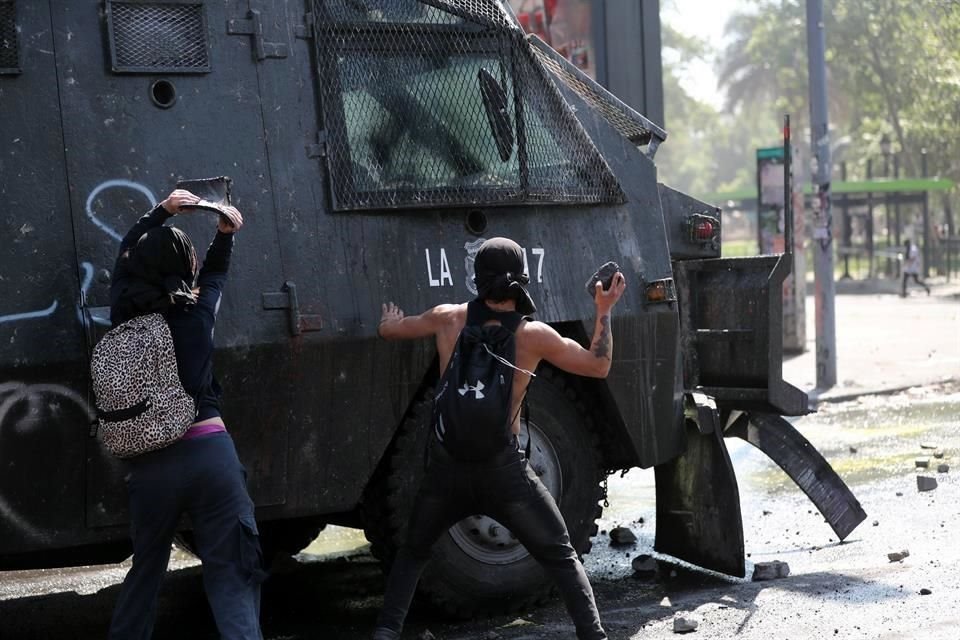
806, 0, 836, 391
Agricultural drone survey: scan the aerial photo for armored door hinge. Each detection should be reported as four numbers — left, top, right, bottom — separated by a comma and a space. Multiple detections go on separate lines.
306, 130, 327, 158
227, 9, 289, 60
295, 12, 314, 39
262, 282, 324, 336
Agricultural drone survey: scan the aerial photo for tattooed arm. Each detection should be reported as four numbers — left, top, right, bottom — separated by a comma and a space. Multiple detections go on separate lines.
531, 272, 626, 379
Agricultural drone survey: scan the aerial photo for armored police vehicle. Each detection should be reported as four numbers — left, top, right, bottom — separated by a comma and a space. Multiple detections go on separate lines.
0, 0, 864, 617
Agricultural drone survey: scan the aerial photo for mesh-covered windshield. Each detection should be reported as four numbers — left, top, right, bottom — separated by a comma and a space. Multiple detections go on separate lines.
313, 0, 624, 211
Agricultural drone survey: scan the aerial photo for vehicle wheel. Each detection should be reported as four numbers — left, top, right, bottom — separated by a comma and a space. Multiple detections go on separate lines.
363, 367, 604, 617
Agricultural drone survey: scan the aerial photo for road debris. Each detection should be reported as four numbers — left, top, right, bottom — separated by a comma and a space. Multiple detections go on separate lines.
673, 614, 699, 634
917, 476, 938, 492
631, 554, 658, 578
915, 458, 930, 469
933, 451, 945, 459
609, 526, 638, 547
919, 588, 932, 595
937, 464, 949, 473
887, 550, 910, 562
752, 560, 790, 581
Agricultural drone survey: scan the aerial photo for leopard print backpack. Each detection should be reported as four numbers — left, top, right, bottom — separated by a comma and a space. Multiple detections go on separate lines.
90, 313, 196, 458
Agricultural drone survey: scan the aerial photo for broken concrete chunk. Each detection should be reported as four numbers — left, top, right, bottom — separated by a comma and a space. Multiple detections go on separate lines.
915, 458, 930, 468
917, 476, 938, 492
938, 464, 949, 473
673, 614, 699, 634
933, 451, 945, 459
631, 554, 658, 576
752, 560, 790, 581
887, 550, 910, 562
609, 526, 638, 546
919, 588, 932, 595
920, 443, 938, 450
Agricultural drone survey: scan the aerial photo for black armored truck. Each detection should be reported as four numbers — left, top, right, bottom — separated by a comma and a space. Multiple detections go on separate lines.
0, 0, 864, 617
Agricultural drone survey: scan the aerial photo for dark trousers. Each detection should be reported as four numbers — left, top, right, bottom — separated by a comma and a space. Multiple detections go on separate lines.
374, 442, 606, 640
108, 433, 266, 640
902, 272, 930, 295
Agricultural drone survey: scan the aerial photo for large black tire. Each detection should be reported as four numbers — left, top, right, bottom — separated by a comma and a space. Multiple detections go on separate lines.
363, 368, 604, 618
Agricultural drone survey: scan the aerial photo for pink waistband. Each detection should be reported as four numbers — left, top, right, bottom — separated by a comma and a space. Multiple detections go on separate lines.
181, 423, 228, 440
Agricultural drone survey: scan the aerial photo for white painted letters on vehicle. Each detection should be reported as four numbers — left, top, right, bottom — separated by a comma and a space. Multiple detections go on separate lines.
531, 247, 545, 283
426, 244, 545, 289
425, 248, 454, 287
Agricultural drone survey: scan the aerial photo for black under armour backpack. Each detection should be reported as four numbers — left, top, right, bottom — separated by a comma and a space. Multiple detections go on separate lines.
432, 300, 527, 461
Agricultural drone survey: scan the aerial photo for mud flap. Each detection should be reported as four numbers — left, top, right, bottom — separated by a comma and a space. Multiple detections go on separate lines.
654, 396, 745, 577
727, 412, 866, 540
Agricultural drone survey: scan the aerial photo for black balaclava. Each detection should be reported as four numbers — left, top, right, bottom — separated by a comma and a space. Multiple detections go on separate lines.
473, 237, 536, 315
114, 226, 198, 322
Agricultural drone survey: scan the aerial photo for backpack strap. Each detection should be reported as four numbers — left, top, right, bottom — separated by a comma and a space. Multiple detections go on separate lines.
467, 299, 523, 333
523, 396, 532, 459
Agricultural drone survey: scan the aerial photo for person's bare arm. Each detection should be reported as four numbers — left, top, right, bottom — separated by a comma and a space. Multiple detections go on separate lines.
534, 272, 626, 378
378, 302, 457, 340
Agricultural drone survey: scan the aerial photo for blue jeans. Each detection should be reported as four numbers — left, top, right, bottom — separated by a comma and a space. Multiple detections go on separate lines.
108, 432, 266, 640
374, 441, 606, 640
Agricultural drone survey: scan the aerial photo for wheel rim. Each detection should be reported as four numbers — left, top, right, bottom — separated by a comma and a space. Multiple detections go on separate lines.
447, 421, 563, 565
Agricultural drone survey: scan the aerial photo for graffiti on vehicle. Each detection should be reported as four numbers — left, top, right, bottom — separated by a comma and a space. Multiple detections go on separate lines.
0, 301, 59, 325
0, 382, 95, 537
0, 179, 155, 327
85, 179, 157, 242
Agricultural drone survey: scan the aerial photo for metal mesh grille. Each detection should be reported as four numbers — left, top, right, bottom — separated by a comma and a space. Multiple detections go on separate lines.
320, 0, 512, 28
534, 46, 654, 146
419, 0, 513, 29
0, 1, 19, 73
321, 0, 464, 24
108, 2, 209, 73
314, 0, 623, 211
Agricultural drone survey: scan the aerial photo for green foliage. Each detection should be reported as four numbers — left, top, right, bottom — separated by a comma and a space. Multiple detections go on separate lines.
661, 0, 960, 217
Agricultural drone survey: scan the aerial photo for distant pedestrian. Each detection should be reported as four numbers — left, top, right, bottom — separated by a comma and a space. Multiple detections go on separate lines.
900, 239, 930, 297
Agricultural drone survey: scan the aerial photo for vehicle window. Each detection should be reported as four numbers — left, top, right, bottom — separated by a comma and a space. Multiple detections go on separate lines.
339, 52, 520, 196
314, 2, 624, 211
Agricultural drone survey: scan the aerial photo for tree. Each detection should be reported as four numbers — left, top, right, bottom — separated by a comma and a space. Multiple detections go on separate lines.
715, 0, 960, 184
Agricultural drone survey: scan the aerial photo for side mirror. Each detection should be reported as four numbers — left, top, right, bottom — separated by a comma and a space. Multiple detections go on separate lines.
477, 68, 514, 162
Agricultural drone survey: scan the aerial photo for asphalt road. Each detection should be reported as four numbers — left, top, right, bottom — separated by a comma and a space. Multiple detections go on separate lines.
2, 383, 958, 639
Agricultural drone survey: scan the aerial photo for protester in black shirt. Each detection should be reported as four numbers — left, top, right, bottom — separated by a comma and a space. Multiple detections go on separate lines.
108, 189, 265, 640
373, 238, 625, 640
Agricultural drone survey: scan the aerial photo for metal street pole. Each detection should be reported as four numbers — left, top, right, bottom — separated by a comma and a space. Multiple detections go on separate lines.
806, 0, 836, 390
